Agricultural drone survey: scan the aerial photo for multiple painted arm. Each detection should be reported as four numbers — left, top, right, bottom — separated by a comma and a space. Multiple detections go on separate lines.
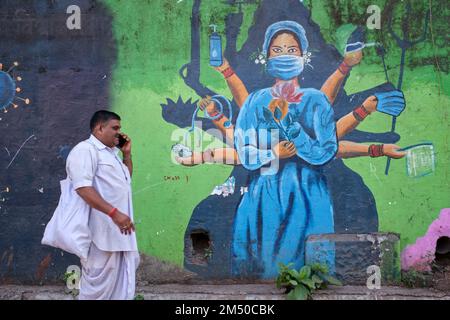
176, 50, 406, 166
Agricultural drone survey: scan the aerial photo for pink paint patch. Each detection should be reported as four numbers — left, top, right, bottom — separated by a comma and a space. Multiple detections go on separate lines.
401, 208, 450, 271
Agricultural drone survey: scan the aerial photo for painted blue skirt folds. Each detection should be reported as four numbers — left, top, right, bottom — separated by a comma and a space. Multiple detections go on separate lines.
232, 87, 337, 278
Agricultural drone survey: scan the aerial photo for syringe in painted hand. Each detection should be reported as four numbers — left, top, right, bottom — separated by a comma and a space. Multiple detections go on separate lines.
345, 42, 379, 53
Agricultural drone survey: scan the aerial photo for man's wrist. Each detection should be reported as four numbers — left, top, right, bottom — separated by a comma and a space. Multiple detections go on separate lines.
122, 154, 132, 161
108, 207, 118, 218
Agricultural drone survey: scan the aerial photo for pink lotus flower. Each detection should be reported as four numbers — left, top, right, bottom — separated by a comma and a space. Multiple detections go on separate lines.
271, 81, 303, 103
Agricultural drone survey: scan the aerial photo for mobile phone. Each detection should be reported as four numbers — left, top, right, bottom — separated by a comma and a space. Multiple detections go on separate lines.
117, 134, 127, 149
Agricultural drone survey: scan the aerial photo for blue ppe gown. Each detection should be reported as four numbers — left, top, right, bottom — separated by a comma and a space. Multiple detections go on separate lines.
232, 87, 338, 278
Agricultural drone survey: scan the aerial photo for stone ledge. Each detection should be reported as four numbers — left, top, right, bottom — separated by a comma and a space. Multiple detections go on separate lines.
306, 233, 401, 285
1, 284, 450, 300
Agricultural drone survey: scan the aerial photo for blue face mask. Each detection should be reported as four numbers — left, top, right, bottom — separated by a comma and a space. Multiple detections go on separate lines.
266, 55, 304, 80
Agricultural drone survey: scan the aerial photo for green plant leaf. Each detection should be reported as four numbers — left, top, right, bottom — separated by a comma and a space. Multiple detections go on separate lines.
289, 280, 298, 286
312, 275, 323, 286
276, 274, 289, 288
287, 285, 309, 300
299, 266, 311, 280
277, 263, 339, 299
310, 263, 321, 272
323, 274, 343, 286
300, 278, 316, 290
311, 263, 329, 274
288, 269, 299, 278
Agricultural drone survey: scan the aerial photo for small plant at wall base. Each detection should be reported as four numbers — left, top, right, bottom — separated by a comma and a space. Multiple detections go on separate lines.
276, 263, 342, 300
62, 271, 79, 297
401, 269, 432, 288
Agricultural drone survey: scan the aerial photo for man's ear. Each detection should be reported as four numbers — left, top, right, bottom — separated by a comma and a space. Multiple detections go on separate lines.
93, 123, 102, 135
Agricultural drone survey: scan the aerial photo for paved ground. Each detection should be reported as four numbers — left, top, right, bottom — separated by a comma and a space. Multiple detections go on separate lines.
1, 284, 450, 300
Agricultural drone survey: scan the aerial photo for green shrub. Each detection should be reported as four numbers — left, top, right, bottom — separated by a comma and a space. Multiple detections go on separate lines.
276, 262, 342, 300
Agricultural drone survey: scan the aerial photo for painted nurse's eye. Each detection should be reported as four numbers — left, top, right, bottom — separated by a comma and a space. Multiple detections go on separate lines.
271, 47, 282, 53
288, 47, 298, 53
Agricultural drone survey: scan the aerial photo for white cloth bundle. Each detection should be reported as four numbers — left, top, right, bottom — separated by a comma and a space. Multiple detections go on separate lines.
42, 141, 98, 261
41, 178, 92, 260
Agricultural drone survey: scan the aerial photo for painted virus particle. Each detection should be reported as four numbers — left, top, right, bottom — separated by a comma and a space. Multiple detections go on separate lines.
0, 61, 31, 114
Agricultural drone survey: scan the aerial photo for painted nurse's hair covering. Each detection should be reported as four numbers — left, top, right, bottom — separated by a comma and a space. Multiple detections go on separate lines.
262, 20, 309, 56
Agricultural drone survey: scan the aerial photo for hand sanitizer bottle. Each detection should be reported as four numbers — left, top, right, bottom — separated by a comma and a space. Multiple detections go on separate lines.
209, 24, 223, 67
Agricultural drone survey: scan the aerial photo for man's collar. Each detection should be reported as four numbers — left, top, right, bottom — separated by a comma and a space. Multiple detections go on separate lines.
89, 134, 108, 150
89, 134, 120, 154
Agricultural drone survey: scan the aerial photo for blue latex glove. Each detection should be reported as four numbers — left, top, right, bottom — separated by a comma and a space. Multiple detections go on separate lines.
374, 90, 406, 116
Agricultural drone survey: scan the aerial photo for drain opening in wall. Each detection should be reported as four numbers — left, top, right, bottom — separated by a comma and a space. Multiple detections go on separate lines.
435, 236, 450, 266
190, 231, 212, 265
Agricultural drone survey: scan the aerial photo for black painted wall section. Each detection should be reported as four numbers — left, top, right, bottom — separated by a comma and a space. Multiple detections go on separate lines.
0, 0, 116, 284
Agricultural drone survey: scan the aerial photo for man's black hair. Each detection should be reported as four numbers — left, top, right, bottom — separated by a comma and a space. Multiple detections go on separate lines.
90, 110, 121, 131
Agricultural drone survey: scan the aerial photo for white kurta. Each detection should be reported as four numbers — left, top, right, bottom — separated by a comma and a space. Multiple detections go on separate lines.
66, 135, 139, 300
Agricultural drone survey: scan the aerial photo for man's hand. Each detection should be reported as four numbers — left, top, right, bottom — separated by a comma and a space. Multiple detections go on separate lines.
111, 210, 135, 235
383, 144, 406, 159
273, 141, 296, 159
119, 133, 132, 156
343, 50, 363, 67
75, 187, 135, 234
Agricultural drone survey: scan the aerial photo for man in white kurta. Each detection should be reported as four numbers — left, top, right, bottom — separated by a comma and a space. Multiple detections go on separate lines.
66, 110, 139, 300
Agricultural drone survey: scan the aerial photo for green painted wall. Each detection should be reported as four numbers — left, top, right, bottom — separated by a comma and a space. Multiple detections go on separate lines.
101, 0, 449, 266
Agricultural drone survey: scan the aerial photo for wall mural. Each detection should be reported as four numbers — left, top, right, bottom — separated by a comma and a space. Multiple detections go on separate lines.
160, 0, 438, 278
